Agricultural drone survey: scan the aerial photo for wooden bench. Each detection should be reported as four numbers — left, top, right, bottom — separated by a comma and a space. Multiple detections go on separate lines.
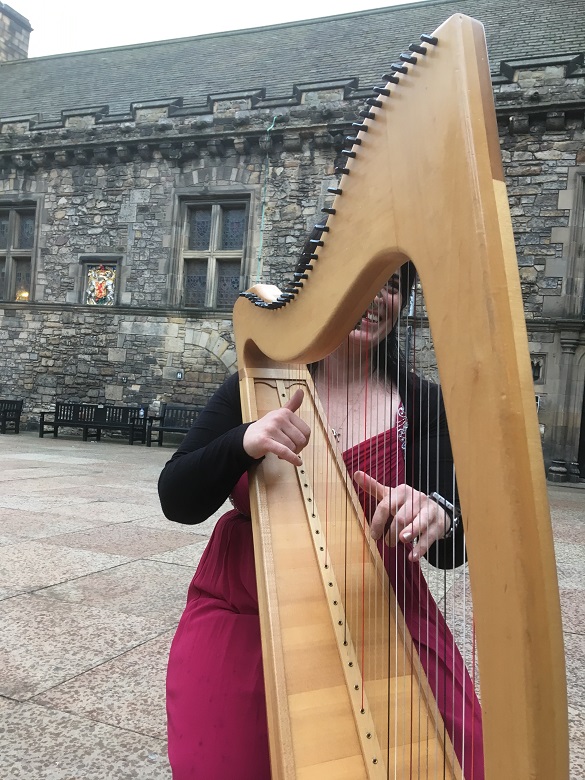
0, 399, 24, 434
147, 402, 201, 446
39, 402, 149, 445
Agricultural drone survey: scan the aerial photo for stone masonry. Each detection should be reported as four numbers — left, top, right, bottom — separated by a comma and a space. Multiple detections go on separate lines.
0, 9, 583, 477
0, 90, 345, 414
0, 2, 30, 62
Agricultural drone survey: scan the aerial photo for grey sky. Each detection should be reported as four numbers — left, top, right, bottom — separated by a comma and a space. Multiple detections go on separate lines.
11, 0, 422, 58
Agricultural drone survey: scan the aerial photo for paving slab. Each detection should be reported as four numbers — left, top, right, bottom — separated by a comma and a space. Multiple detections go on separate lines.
37, 559, 193, 623
0, 431, 582, 779
34, 631, 175, 740
41, 522, 198, 559
0, 593, 168, 700
0, 698, 170, 780
0, 507, 110, 545
0, 540, 130, 596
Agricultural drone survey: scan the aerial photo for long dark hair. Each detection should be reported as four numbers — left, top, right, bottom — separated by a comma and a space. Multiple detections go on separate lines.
372, 260, 417, 389
296, 221, 417, 382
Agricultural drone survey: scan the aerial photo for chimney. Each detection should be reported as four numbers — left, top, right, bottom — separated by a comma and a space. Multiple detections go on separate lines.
0, 3, 32, 62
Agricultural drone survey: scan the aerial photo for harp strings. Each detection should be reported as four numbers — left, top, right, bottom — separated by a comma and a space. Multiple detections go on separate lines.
292, 265, 480, 777
414, 271, 447, 778
414, 271, 480, 779
399, 269, 423, 776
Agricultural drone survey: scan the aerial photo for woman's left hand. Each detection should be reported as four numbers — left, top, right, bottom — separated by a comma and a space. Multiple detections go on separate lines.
353, 471, 451, 562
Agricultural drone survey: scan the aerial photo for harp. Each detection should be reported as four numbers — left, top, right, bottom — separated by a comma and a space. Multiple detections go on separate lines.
233, 14, 568, 780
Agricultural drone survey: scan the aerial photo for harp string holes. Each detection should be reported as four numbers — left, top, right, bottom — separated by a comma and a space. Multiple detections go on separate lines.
300, 471, 381, 767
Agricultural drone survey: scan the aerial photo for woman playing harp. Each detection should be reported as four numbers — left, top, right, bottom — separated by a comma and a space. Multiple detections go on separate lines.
159, 254, 484, 780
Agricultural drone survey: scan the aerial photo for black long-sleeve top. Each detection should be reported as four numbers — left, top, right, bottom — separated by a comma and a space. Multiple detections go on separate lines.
158, 371, 466, 569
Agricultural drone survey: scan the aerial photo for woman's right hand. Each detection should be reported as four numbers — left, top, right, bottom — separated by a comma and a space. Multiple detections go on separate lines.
243, 389, 311, 466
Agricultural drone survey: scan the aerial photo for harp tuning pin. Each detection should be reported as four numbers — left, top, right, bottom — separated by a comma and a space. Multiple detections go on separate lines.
314, 223, 329, 232
373, 86, 390, 96
359, 109, 375, 120
344, 135, 361, 146
399, 52, 417, 64
389, 62, 408, 74
342, 149, 357, 158
351, 121, 368, 132
420, 33, 438, 45
366, 97, 383, 108
409, 43, 427, 55
294, 272, 309, 280
309, 238, 324, 247
335, 166, 350, 175
381, 72, 400, 84
302, 252, 319, 260
327, 186, 343, 195
321, 207, 336, 215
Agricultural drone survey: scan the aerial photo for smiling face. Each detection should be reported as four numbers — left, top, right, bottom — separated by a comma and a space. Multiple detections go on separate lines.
348, 274, 403, 353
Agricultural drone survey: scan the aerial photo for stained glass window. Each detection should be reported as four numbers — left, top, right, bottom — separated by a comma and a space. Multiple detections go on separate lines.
0, 216, 8, 250
86, 264, 117, 306
14, 258, 31, 301
182, 200, 248, 309
188, 208, 212, 250
0, 207, 37, 302
216, 261, 241, 309
18, 214, 35, 249
220, 207, 246, 250
184, 260, 208, 307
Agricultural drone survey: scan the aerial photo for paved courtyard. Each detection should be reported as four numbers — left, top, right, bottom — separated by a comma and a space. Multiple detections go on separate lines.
0, 431, 583, 779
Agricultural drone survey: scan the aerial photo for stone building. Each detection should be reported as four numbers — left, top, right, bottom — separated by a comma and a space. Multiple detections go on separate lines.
0, 0, 583, 480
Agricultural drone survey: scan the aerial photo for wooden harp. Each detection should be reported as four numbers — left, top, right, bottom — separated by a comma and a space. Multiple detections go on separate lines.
233, 14, 568, 780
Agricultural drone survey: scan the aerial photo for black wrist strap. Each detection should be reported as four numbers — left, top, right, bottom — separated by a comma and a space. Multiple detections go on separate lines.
428, 491, 462, 539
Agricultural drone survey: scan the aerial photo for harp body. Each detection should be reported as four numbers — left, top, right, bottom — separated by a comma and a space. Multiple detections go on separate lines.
233, 14, 568, 780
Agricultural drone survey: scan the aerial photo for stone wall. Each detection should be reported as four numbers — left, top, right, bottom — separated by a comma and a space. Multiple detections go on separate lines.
0, 304, 236, 420
491, 56, 585, 471
0, 3, 30, 62
0, 60, 583, 473
0, 88, 349, 424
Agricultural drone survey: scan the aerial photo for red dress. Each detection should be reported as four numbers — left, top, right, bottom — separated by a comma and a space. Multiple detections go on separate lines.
166, 426, 484, 779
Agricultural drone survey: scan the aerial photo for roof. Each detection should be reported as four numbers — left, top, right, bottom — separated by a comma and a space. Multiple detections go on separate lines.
0, 0, 583, 121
